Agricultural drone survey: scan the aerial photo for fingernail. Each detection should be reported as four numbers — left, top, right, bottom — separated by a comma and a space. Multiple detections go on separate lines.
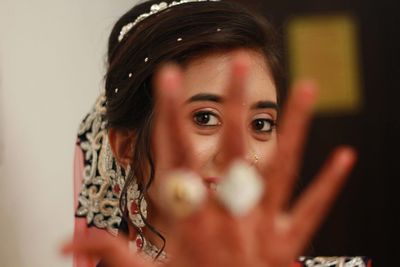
155, 64, 181, 97
297, 80, 318, 104
337, 147, 357, 169
232, 51, 251, 77
60, 244, 71, 255
162, 65, 180, 93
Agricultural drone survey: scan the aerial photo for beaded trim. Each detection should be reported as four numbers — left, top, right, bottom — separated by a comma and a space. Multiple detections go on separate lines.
118, 0, 220, 42
298, 256, 368, 267
75, 93, 167, 260
75, 94, 123, 236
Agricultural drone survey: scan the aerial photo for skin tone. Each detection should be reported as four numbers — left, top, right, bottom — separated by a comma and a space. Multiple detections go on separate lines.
147, 50, 279, 241
62, 49, 356, 267
159, 49, 278, 173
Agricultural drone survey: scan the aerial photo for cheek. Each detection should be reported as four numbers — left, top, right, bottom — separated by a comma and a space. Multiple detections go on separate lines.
189, 132, 220, 167
149, 133, 220, 204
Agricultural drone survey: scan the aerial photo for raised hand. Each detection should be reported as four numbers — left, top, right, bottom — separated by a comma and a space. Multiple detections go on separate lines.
62, 51, 356, 267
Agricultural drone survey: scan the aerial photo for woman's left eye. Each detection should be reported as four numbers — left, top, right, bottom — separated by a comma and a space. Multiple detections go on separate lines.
251, 118, 275, 133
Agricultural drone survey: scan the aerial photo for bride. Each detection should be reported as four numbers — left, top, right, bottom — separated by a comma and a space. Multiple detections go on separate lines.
62, 1, 363, 266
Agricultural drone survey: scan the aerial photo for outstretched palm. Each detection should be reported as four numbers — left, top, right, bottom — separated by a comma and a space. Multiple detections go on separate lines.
63, 52, 356, 267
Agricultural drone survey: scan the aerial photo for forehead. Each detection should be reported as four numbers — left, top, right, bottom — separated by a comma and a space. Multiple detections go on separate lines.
181, 49, 277, 102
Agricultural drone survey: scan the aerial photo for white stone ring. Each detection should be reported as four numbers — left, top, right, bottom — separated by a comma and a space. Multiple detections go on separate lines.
216, 160, 265, 217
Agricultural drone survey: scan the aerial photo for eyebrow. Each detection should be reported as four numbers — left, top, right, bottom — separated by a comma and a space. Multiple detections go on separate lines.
187, 93, 222, 103
186, 93, 279, 111
250, 101, 279, 111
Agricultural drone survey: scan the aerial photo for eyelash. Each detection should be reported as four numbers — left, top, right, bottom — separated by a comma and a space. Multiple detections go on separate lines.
193, 111, 277, 134
193, 111, 221, 127
251, 118, 276, 133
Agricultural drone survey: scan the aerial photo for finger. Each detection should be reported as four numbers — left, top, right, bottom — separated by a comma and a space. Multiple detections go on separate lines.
153, 64, 195, 170
168, 197, 252, 266
162, 196, 219, 259
219, 51, 250, 169
61, 234, 126, 257
288, 147, 356, 250
153, 65, 205, 226
263, 81, 317, 213
61, 235, 152, 267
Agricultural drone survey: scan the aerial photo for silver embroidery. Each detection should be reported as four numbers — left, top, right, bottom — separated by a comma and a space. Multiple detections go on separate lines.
127, 182, 147, 228
76, 93, 124, 236
75, 93, 166, 260
302, 257, 366, 267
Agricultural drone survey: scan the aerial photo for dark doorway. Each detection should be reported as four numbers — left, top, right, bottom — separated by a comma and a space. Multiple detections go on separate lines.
235, 0, 400, 266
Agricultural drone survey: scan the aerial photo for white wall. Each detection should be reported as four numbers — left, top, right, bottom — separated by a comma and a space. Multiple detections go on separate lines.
0, 1, 138, 266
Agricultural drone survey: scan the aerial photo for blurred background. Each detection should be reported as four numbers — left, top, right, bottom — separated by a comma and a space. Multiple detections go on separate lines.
240, 1, 399, 266
0, 0, 398, 266
0, 1, 139, 266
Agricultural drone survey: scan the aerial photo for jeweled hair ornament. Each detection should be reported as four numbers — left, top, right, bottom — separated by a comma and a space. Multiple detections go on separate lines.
118, 0, 221, 42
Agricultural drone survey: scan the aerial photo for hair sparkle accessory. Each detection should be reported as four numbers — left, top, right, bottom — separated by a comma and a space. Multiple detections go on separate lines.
118, 0, 221, 42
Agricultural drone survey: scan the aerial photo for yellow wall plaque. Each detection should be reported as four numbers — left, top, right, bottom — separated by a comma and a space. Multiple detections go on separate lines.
286, 14, 363, 115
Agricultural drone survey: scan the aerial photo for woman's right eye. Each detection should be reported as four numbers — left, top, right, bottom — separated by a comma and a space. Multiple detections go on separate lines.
193, 111, 221, 127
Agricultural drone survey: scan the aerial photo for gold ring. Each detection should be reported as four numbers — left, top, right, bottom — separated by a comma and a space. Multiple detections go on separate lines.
160, 169, 206, 218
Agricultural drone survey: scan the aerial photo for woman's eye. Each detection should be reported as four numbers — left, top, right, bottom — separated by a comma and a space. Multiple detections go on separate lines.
193, 111, 220, 127
251, 119, 275, 133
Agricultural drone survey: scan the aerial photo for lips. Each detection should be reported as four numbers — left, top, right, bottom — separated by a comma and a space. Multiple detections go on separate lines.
203, 176, 220, 184
203, 176, 220, 191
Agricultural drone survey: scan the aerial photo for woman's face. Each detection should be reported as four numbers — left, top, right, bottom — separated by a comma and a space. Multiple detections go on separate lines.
153, 49, 278, 192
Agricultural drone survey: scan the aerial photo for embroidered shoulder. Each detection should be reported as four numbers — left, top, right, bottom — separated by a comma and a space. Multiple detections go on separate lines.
75, 93, 124, 236
74, 94, 164, 260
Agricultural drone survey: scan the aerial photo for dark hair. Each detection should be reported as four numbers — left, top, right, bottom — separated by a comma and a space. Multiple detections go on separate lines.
105, 0, 282, 258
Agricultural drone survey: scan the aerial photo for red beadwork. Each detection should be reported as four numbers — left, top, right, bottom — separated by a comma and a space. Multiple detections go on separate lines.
136, 237, 143, 248
130, 201, 139, 214
113, 184, 121, 194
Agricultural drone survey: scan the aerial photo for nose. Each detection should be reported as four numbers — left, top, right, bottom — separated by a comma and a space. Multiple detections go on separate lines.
213, 144, 259, 168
